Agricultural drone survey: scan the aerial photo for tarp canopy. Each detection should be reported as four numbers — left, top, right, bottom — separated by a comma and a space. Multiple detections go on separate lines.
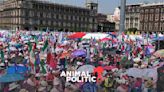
67, 32, 86, 39
0, 73, 25, 83
7, 66, 29, 74
82, 33, 109, 40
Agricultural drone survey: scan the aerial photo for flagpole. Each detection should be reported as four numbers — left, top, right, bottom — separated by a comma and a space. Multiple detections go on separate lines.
157, 32, 160, 50
119, 0, 126, 35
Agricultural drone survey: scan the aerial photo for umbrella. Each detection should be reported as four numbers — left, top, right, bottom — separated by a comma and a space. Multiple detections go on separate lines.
153, 37, 164, 41
126, 68, 144, 78
153, 49, 164, 58
82, 33, 109, 40
9, 56, 24, 63
67, 32, 86, 39
103, 66, 116, 70
60, 51, 70, 59
0, 73, 25, 83
72, 49, 86, 57
100, 38, 112, 42
7, 66, 29, 74
77, 64, 95, 73
13, 43, 23, 48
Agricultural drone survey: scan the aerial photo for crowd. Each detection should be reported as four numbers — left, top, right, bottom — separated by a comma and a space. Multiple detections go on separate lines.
0, 31, 163, 92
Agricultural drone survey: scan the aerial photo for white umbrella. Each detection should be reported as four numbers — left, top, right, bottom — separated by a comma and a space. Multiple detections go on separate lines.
82, 33, 109, 40
126, 68, 144, 78
9, 42, 17, 45
77, 64, 95, 73
9, 47, 17, 51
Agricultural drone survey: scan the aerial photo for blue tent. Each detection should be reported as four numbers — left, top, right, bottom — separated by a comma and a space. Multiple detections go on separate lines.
0, 73, 24, 83
7, 66, 29, 74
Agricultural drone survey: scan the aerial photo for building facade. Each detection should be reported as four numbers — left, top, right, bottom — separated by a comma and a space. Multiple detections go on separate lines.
125, 4, 141, 30
96, 13, 115, 32
0, 0, 98, 31
140, 3, 164, 32
113, 7, 120, 31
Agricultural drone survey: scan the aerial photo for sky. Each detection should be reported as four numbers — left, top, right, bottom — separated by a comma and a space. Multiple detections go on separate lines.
49, 0, 164, 14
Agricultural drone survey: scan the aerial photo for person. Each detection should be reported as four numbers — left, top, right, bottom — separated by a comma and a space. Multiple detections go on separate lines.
38, 75, 48, 92
3, 83, 9, 92
133, 78, 142, 92
157, 65, 164, 92
103, 75, 115, 92
144, 77, 154, 92
46, 71, 54, 83
82, 81, 98, 92
51, 76, 63, 92
116, 82, 128, 92
22, 74, 37, 92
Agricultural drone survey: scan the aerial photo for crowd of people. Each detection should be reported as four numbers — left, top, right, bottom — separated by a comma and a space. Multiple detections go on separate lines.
0, 31, 163, 92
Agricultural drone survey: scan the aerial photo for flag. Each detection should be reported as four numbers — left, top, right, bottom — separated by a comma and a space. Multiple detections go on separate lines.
155, 33, 158, 38
122, 36, 124, 42
94, 47, 98, 54
29, 50, 35, 64
35, 53, 40, 65
40, 60, 46, 74
0, 50, 4, 63
27, 42, 32, 52
57, 32, 63, 44
47, 53, 57, 69
7, 43, 10, 55
33, 35, 38, 44
102, 42, 107, 49
42, 40, 48, 52
46, 52, 51, 64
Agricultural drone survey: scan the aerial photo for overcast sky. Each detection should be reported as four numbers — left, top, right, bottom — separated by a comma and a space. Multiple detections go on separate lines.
49, 0, 164, 14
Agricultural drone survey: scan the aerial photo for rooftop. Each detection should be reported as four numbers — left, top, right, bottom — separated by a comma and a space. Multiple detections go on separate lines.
32, 0, 90, 10
142, 2, 164, 7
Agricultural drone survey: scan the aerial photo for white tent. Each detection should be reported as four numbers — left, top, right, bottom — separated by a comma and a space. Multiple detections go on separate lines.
82, 33, 109, 40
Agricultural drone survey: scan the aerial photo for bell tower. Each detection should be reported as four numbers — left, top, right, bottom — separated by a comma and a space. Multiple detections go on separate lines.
86, 0, 98, 13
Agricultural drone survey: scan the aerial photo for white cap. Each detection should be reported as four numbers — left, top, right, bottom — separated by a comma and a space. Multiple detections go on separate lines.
4, 55, 8, 59
133, 64, 138, 67
5, 60, 8, 63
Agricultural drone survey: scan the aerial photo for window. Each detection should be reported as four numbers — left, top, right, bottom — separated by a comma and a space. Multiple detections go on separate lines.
149, 14, 154, 21
150, 9, 154, 13
56, 14, 58, 19
156, 9, 160, 13
48, 21, 51, 26
161, 8, 164, 13
145, 9, 149, 13
37, 12, 40, 17
53, 21, 56, 26
155, 14, 159, 21
149, 23, 152, 30
154, 23, 158, 31
161, 13, 164, 21
160, 23, 164, 31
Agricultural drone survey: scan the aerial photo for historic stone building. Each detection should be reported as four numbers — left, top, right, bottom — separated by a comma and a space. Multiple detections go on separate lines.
96, 13, 115, 32
140, 3, 164, 32
0, 0, 98, 31
125, 4, 141, 30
